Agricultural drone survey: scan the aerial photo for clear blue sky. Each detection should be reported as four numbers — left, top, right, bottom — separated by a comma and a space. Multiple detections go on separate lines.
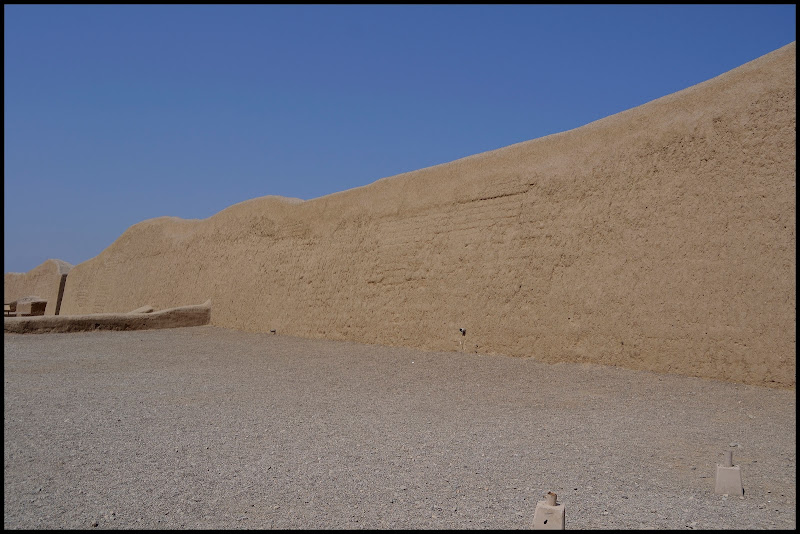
4, 5, 796, 274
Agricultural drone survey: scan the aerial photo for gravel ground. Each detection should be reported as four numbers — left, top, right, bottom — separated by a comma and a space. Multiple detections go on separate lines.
4, 326, 796, 530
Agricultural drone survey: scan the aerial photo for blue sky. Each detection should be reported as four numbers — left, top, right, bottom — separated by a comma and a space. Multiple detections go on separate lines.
4, 5, 796, 274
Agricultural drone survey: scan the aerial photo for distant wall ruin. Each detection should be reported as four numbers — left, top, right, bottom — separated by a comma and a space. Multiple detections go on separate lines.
4, 259, 72, 316
18, 43, 796, 388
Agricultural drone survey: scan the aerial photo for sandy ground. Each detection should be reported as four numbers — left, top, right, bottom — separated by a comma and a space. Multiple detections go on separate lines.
3, 326, 796, 529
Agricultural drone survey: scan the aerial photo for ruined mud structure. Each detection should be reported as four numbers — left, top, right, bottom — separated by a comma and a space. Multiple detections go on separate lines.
4, 259, 72, 316
7, 43, 796, 388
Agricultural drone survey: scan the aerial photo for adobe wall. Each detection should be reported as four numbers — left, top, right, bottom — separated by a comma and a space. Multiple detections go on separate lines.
4, 259, 72, 315
4, 300, 211, 334
56, 43, 795, 388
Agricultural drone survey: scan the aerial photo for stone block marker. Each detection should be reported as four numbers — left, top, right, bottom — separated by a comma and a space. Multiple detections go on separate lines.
715, 450, 744, 496
15, 298, 48, 317
532, 491, 565, 530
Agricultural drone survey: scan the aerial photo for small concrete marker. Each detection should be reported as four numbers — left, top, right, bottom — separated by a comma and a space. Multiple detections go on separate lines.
532, 491, 565, 530
714, 450, 744, 496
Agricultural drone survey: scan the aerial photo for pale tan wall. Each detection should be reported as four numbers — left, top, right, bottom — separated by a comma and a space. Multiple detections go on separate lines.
58, 43, 796, 388
4, 259, 72, 315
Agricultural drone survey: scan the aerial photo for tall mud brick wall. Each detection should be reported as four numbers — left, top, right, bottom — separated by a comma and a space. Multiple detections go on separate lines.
57, 43, 796, 388
4, 259, 72, 315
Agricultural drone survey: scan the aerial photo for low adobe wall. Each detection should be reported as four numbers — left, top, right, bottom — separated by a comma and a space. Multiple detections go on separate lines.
4, 300, 211, 334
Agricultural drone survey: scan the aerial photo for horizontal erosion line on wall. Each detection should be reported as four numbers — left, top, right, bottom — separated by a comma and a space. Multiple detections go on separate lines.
456, 190, 528, 205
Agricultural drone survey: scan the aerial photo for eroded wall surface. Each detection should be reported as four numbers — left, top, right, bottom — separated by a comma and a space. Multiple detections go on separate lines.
4, 259, 72, 315
56, 43, 796, 388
